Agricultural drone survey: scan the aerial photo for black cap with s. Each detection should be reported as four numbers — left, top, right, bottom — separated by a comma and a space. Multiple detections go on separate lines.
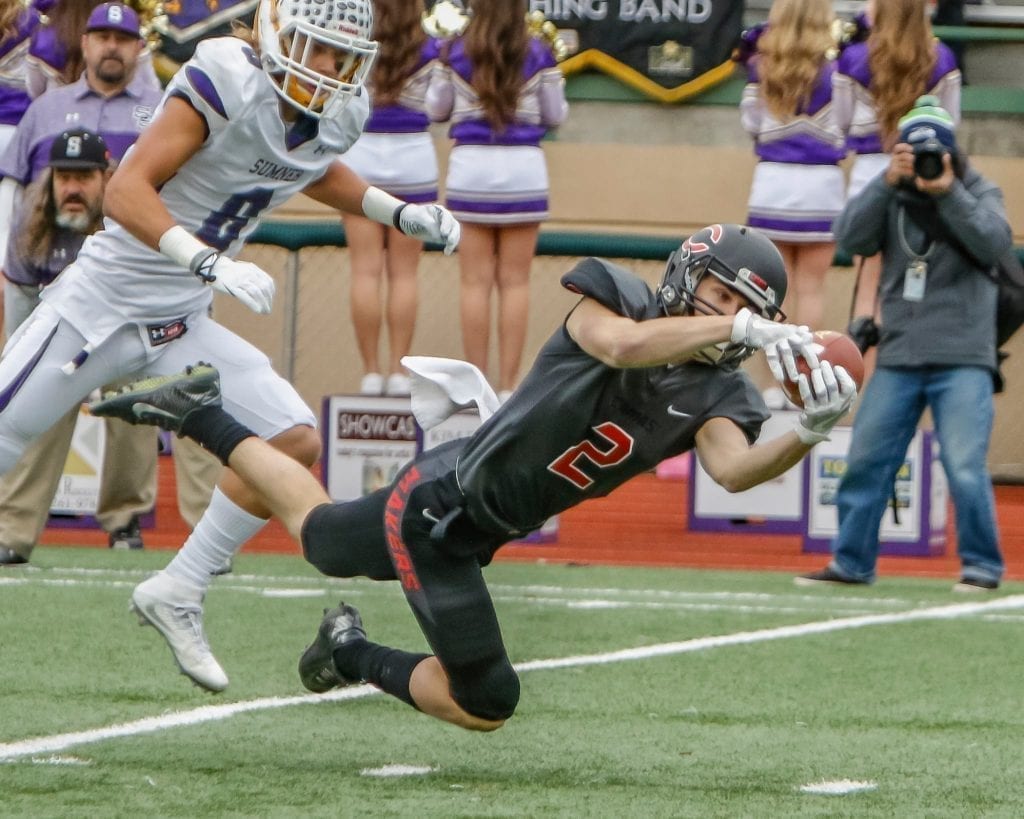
49, 129, 110, 170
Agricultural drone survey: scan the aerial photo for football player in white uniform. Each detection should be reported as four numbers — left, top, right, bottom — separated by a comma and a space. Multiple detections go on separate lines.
0, 0, 459, 692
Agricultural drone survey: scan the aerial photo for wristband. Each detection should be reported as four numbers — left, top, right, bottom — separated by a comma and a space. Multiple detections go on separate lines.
361, 185, 404, 226
159, 225, 214, 273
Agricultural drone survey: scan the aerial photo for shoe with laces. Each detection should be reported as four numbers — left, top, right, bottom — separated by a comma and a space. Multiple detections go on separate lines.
130, 571, 228, 692
794, 566, 869, 587
89, 363, 221, 434
953, 576, 999, 593
108, 515, 144, 550
298, 601, 367, 693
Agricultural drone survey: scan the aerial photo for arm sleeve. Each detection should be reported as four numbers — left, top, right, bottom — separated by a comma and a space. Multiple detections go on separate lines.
538, 67, 568, 127
560, 258, 653, 321
425, 62, 454, 122
162, 39, 249, 142
936, 178, 1013, 268
739, 82, 762, 136
831, 70, 854, 133
832, 175, 893, 257
0, 179, 24, 275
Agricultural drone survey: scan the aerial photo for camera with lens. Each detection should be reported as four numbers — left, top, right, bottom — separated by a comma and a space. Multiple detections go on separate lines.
846, 315, 880, 353
912, 137, 947, 181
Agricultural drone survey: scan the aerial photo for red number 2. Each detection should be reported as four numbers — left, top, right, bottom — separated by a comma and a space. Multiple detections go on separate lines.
547, 422, 635, 490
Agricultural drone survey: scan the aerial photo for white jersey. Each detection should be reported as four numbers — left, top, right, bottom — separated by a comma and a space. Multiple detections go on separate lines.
44, 37, 368, 345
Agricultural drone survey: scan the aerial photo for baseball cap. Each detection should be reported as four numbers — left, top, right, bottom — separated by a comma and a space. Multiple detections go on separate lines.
49, 129, 110, 170
898, 95, 957, 152
85, 2, 142, 38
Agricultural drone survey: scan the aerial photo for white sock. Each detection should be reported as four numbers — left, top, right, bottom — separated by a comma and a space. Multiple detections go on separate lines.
164, 487, 267, 591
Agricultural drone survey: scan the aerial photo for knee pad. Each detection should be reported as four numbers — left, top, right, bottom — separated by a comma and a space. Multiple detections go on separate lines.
450, 657, 520, 721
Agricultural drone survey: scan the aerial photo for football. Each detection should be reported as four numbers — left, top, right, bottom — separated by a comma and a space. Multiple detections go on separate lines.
782, 330, 865, 408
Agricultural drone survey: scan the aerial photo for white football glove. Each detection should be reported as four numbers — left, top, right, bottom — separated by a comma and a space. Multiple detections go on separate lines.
730, 307, 818, 382
793, 361, 858, 444
193, 251, 275, 315
395, 203, 461, 255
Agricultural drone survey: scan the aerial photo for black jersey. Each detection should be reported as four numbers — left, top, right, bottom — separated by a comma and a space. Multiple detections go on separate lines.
455, 258, 769, 535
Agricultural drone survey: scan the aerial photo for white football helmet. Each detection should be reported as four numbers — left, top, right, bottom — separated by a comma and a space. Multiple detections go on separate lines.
256, 0, 378, 120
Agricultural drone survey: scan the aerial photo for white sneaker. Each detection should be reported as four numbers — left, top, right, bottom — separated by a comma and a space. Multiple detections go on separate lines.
360, 373, 384, 395
130, 571, 229, 693
384, 373, 410, 396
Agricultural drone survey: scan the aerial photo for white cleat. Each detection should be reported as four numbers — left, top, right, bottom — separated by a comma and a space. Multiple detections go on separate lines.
130, 571, 229, 693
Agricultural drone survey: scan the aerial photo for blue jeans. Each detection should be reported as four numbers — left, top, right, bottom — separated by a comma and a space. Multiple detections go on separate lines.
829, 366, 1003, 584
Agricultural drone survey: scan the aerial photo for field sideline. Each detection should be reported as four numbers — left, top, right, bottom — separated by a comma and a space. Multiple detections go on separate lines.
2, 547, 1023, 817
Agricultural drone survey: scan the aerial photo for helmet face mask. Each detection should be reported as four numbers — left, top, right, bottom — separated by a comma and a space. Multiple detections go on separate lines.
257, 0, 378, 120
658, 224, 789, 370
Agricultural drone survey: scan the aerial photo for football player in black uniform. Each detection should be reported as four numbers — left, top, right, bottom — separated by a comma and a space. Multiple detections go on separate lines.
92, 223, 857, 731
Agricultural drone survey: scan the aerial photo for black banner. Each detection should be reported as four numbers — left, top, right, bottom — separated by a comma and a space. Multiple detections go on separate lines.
527, 0, 743, 96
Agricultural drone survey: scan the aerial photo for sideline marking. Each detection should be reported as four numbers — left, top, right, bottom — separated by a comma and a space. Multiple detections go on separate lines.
361, 764, 437, 777
800, 779, 878, 795
2, 594, 1022, 762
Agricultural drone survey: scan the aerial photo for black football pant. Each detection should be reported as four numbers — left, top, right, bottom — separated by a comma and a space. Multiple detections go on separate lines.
301, 446, 520, 720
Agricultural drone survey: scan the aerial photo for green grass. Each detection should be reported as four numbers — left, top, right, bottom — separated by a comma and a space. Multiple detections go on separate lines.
2, 546, 1023, 817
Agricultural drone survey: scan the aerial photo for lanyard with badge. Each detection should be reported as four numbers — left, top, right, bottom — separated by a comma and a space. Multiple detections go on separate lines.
897, 206, 935, 302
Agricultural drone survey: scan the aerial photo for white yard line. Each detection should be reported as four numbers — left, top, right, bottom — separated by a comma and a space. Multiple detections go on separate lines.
2, 593, 1022, 762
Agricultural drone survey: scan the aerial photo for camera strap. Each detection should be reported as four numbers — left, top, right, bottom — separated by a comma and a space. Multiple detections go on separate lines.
847, 256, 880, 325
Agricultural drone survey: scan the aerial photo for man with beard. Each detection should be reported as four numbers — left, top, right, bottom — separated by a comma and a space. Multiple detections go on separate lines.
0, 128, 145, 564
0, 6, 213, 565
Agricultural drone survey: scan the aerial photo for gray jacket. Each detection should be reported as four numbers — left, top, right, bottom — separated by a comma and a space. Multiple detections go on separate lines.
834, 167, 1012, 372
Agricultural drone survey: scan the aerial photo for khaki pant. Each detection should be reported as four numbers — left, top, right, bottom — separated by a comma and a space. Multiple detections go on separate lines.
0, 411, 221, 557
0, 407, 155, 556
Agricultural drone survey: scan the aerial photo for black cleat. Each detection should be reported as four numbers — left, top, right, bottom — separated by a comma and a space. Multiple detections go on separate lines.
89, 363, 221, 434
298, 601, 367, 693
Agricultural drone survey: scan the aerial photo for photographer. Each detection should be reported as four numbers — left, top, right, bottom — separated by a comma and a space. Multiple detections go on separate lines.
798, 96, 1012, 591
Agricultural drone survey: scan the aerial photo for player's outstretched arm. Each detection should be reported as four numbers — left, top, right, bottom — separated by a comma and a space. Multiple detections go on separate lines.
304, 161, 461, 255
695, 363, 857, 493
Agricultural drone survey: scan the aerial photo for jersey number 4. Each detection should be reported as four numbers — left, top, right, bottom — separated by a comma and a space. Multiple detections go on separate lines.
547, 422, 634, 490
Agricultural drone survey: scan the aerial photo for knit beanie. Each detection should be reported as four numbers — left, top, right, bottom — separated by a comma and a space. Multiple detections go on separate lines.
898, 95, 957, 151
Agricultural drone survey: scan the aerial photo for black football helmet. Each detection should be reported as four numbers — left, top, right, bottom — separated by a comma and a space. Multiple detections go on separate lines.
658, 223, 789, 370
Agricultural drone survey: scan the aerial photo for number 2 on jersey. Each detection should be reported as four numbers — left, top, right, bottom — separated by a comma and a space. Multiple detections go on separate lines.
547, 422, 634, 490
197, 188, 273, 251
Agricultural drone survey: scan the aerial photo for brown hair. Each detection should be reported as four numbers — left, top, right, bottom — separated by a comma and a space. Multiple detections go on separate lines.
463, 0, 529, 130
0, 1, 26, 41
369, 0, 427, 105
869, 0, 938, 146
16, 168, 103, 272
44, 0, 104, 85
757, 0, 834, 121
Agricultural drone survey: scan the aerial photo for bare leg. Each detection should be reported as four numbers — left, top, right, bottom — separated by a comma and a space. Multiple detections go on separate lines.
408, 656, 505, 732
789, 241, 835, 330
383, 226, 422, 375
344, 214, 387, 377
216, 423, 321, 518
221, 435, 330, 540
494, 223, 539, 393
458, 224, 498, 377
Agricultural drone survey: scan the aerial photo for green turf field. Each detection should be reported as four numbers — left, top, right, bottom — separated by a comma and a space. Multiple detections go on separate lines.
2, 546, 1023, 817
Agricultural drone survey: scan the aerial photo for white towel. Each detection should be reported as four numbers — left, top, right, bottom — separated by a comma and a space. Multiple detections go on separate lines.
401, 356, 501, 431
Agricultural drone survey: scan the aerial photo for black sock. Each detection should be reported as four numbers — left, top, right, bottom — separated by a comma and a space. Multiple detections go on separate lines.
179, 406, 256, 465
333, 639, 429, 709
